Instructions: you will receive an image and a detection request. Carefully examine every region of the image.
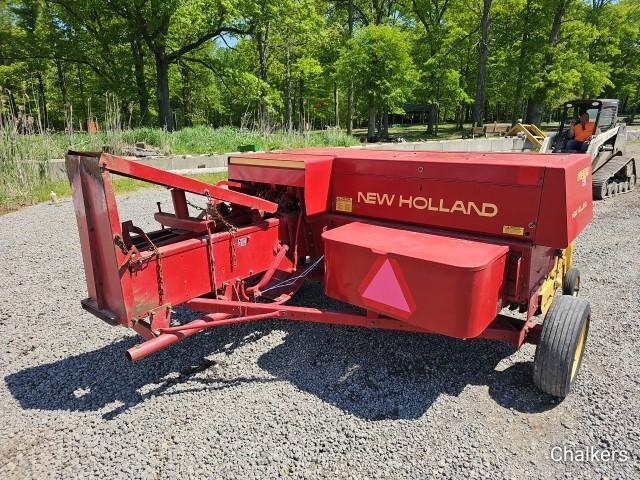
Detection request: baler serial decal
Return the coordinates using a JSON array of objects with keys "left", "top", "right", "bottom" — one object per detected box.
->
[
  {"left": 355, "top": 192, "right": 498, "bottom": 217},
  {"left": 335, "top": 196, "right": 353, "bottom": 212}
]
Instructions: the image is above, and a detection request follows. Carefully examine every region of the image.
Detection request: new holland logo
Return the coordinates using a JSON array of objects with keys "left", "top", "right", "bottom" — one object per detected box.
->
[{"left": 356, "top": 191, "right": 498, "bottom": 217}]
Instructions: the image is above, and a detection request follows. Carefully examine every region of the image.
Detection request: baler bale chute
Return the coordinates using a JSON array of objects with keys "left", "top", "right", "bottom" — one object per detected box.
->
[{"left": 65, "top": 147, "right": 594, "bottom": 398}]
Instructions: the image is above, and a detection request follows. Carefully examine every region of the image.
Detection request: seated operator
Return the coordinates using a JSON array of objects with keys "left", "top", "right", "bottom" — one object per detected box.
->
[{"left": 566, "top": 111, "right": 595, "bottom": 152}]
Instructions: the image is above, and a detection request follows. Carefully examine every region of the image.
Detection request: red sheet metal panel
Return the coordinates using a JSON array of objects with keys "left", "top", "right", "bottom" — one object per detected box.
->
[
  {"left": 331, "top": 172, "right": 544, "bottom": 240},
  {"left": 66, "top": 154, "right": 131, "bottom": 325},
  {"left": 322, "top": 222, "right": 508, "bottom": 338},
  {"left": 536, "top": 153, "right": 593, "bottom": 248},
  {"left": 228, "top": 153, "right": 334, "bottom": 215},
  {"left": 128, "top": 221, "right": 281, "bottom": 317}
]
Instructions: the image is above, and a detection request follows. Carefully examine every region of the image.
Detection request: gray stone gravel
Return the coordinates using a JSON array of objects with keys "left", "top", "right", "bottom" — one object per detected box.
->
[{"left": 1, "top": 157, "right": 639, "bottom": 479}]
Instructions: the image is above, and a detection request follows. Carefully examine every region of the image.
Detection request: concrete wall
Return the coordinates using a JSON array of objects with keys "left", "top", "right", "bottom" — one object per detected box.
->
[
  {"left": 47, "top": 137, "right": 532, "bottom": 180},
  {"left": 627, "top": 129, "right": 640, "bottom": 141},
  {"left": 362, "top": 136, "right": 526, "bottom": 152},
  {"left": 48, "top": 153, "right": 230, "bottom": 181}
]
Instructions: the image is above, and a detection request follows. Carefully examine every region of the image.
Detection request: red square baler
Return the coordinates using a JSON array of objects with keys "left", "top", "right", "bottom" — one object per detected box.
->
[{"left": 66, "top": 147, "right": 593, "bottom": 398}]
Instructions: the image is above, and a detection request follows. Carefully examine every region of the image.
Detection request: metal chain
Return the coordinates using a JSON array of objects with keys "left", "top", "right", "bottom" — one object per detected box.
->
[
  {"left": 151, "top": 240, "right": 164, "bottom": 305},
  {"left": 185, "top": 196, "right": 238, "bottom": 269},
  {"left": 136, "top": 232, "right": 164, "bottom": 305},
  {"left": 204, "top": 196, "right": 239, "bottom": 269},
  {"left": 186, "top": 198, "right": 207, "bottom": 213}
]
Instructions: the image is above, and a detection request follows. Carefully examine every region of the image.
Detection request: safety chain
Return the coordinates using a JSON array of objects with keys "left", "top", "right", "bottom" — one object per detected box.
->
[
  {"left": 151, "top": 240, "right": 165, "bottom": 305},
  {"left": 113, "top": 234, "right": 129, "bottom": 255},
  {"left": 190, "top": 196, "right": 239, "bottom": 270},
  {"left": 137, "top": 231, "right": 164, "bottom": 305}
]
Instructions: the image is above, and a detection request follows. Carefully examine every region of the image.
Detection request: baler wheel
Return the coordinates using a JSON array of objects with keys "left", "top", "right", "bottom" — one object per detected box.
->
[
  {"left": 533, "top": 296, "right": 590, "bottom": 398},
  {"left": 562, "top": 268, "right": 580, "bottom": 297}
]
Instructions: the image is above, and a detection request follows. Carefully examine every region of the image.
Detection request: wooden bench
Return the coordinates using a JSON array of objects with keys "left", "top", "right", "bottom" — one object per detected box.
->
[
  {"left": 485, "top": 122, "right": 511, "bottom": 136},
  {"left": 462, "top": 126, "right": 486, "bottom": 139}
]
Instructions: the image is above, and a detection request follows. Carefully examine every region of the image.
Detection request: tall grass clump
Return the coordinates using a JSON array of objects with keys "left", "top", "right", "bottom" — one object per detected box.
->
[
  {"left": 120, "top": 125, "right": 359, "bottom": 154},
  {"left": 0, "top": 90, "right": 54, "bottom": 208},
  {"left": 1, "top": 83, "right": 358, "bottom": 211}
]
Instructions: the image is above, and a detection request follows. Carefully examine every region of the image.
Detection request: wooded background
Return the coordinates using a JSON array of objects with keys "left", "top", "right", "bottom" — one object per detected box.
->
[{"left": 1, "top": 0, "right": 639, "bottom": 138}]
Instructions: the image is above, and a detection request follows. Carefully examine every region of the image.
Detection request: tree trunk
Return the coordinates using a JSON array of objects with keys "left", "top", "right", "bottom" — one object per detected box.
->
[
  {"left": 455, "top": 104, "right": 464, "bottom": 130},
  {"left": 298, "top": 77, "right": 305, "bottom": 134},
  {"left": 37, "top": 72, "right": 48, "bottom": 131},
  {"left": 525, "top": 0, "right": 569, "bottom": 125},
  {"left": 511, "top": 0, "right": 532, "bottom": 125},
  {"left": 55, "top": 58, "right": 72, "bottom": 133},
  {"left": 367, "top": 94, "right": 376, "bottom": 141},
  {"left": 381, "top": 108, "right": 389, "bottom": 139},
  {"left": 256, "top": 29, "right": 270, "bottom": 132},
  {"left": 472, "top": 0, "right": 492, "bottom": 127},
  {"left": 75, "top": 64, "right": 87, "bottom": 128},
  {"left": 426, "top": 104, "right": 437, "bottom": 134},
  {"left": 346, "top": 0, "right": 354, "bottom": 135},
  {"left": 334, "top": 81, "right": 339, "bottom": 128},
  {"left": 154, "top": 48, "right": 172, "bottom": 130},
  {"left": 181, "top": 63, "right": 192, "bottom": 128},
  {"left": 131, "top": 36, "right": 150, "bottom": 126},
  {"left": 285, "top": 44, "right": 293, "bottom": 133}
]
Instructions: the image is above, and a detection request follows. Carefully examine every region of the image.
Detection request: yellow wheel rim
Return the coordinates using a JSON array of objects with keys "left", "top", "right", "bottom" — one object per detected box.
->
[
  {"left": 572, "top": 278, "right": 580, "bottom": 297},
  {"left": 570, "top": 321, "right": 588, "bottom": 381}
]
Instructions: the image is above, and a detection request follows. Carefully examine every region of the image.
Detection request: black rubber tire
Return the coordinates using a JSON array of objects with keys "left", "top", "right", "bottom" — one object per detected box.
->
[
  {"left": 562, "top": 268, "right": 581, "bottom": 296},
  {"left": 533, "top": 296, "right": 590, "bottom": 398},
  {"left": 626, "top": 162, "right": 634, "bottom": 178},
  {"left": 594, "top": 180, "right": 608, "bottom": 200}
]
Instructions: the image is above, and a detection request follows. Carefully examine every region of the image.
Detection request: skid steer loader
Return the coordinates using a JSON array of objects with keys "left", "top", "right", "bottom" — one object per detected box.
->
[{"left": 540, "top": 99, "right": 636, "bottom": 199}]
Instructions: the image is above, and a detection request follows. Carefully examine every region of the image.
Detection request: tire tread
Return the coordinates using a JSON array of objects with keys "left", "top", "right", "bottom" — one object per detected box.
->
[{"left": 533, "top": 296, "right": 590, "bottom": 398}]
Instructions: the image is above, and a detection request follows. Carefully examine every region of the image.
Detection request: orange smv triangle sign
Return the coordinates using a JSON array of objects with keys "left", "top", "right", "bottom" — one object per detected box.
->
[{"left": 359, "top": 257, "right": 415, "bottom": 319}]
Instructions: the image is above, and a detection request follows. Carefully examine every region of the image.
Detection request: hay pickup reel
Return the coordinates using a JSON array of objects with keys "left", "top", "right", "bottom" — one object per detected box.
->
[{"left": 66, "top": 147, "right": 593, "bottom": 398}]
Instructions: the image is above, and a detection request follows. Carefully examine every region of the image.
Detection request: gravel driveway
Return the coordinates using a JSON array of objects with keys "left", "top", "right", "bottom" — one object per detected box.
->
[{"left": 1, "top": 150, "right": 639, "bottom": 479}]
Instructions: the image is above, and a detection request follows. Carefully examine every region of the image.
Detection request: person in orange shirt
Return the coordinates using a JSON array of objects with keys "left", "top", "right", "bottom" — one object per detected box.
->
[{"left": 566, "top": 111, "right": 595, "bottom": 152}]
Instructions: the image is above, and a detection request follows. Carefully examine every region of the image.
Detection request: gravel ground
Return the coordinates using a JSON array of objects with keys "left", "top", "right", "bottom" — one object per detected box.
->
[{"left": 1, "top": 151, "right": 639, "bottom": 479}]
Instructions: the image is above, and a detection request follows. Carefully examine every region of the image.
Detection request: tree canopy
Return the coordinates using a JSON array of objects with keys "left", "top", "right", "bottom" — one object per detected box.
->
[{"left": 1, "top": 0, "right": 639, "bottom": 134}]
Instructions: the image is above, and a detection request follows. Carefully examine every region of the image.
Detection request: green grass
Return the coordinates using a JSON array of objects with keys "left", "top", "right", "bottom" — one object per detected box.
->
[
  {"left": 353, "top": 123, "right": 465, "bottom": 142},
  {"left": 3, "top": 171, "right": 228, "bottom": 213},
  {"left": 6, "top": 125, "right": 360, "bottom": 160},
  {"left": 0, "top": 125, "right": 357, "bottom": 211},
  {"left": 123, "top": 125, "right": 359, "bottom": 154}
]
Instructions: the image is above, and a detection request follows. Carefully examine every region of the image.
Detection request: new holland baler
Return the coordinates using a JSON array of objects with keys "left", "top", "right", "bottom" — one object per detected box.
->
[{"left": 65, "top": 147, "right": 593, "bottom": 398}]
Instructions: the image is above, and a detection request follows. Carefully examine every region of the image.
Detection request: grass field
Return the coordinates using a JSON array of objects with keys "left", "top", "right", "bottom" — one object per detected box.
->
[
  {"left": 352, "top": 123, "right": 464, "bottom": 142},
  {"left": 6, "top": 122, "right": 632, "bottom": 212},
  {"left": 0, "top": 126, "right": 357, "bottom": 212},
  {"left": 1, "top": 171, "right": 228, "bottom": 214}
]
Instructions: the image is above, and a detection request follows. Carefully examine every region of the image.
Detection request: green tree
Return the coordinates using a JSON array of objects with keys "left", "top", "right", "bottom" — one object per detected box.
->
[{"left": 336, "top": 24, "right": 417, "bottom": 140}]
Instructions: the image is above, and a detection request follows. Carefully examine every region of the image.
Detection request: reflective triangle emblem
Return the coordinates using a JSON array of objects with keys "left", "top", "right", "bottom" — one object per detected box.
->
[{"left": 361, "top": 259, "right": 411, "bottom": 313}]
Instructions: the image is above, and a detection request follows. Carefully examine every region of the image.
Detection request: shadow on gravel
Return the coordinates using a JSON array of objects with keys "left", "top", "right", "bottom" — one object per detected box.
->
[
  {"left": 5, "top": 318, "right": 278, "bottom": 420},
  {"left": 257, "top": 282, "right": 559, "bottom": 420},
  {"left": 257, "top": 325, "right": 558, "bottom": 420},
  {"left": 6, "top": 284, "right": 558, "bottom": 421}
]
